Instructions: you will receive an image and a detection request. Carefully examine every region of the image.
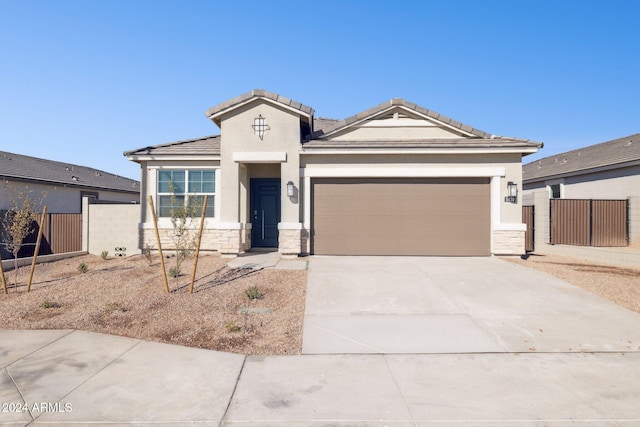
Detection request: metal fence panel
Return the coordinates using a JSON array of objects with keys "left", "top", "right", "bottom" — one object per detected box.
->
[
  {"left": 522, "top": 205, "right": 535, "bottom": 252},
  {"left": 550, "top": 199, "right": 628, "bottom": 247},
  {"left": 49, "top": 214, "right": 82, "bottom": 253},
  {"left": 550, "top": 199, "right": 590, "bottom": 245},
  {"left": 591, "top": 200, "right": 628, "bottom": 246}
]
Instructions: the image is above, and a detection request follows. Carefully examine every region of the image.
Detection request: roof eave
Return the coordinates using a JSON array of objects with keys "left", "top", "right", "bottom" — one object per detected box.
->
[
  {"left": 125, "top": 154, "right": 221, "bottom": 163},
  {"left": 301, "top": 145, "right": 541, "bottom": 155}
]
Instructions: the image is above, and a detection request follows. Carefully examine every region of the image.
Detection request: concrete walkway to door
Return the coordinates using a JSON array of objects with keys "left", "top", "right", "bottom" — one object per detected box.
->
[{"left": 302, "top": 256, "right": 640, "bottom": 354}]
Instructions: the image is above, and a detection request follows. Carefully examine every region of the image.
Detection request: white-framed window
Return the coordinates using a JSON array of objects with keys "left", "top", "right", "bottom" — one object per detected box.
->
[{"left": 157, "top": 169, "right": 215, "bottom": 217}]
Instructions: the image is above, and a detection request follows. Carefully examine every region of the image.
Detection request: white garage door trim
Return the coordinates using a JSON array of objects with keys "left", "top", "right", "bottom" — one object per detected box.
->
[{"left": 301, "top": 166, "right": 505, "bottom": 233}]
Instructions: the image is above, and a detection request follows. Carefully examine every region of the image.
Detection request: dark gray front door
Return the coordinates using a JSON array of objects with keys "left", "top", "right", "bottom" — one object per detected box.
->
[{"left": 250, "top": 179, "right": 281, "bottom": 247}]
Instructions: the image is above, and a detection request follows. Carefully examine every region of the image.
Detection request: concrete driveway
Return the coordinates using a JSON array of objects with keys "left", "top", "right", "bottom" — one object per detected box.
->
[{"left": 303, "top": 256, "right": 640, "bottom": 354}]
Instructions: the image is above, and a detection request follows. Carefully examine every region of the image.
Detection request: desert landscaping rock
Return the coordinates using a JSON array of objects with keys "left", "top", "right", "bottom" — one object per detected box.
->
[{"left": 0, "top": 253, "right": 306, "bottom": 355}]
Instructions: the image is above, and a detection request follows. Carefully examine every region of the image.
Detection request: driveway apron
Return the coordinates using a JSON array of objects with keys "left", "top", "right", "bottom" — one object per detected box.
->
[{"left": 302, "top": 256, "right": 640, "bottom": 354}]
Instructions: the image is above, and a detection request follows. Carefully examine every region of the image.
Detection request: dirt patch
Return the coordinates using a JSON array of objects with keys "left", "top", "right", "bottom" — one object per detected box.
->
[
  {"left": 505, "top": 253, "right": 640, "bottom": 313},
  {"left": 0, "top": 253, "right": 307, "bottom": 355}
]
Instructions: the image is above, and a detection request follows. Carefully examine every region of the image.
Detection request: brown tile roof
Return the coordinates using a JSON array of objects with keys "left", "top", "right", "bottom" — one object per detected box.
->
[
  {"left": 523, "top": 133, "right": 640, "bottom": 182},
  {"left": 313, "top": 117, "right": 340, "bottom": 134},
  {"left": 124, "top": 135, "right": 220, "bottom": 157},
  {"left": 0, "top": 150, "right": 139, "bottom": 193},
  {"left": 126, "top": 93, "right": 542, "bottom": 157}
]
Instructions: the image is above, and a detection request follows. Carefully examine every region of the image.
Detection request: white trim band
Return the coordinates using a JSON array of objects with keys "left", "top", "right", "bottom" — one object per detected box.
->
[
  {"left": 302, "top": 166, "right": 506, "bottom": 178},
  {"left": 233, "top": 152, "right": 287, "bottom": 163}
]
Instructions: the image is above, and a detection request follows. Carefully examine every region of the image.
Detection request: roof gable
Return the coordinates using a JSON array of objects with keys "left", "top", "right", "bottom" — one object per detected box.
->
[
  {"left": 205, "top": 89, "right": 314, "bottom": 128},
  {"left": 315, "top": 98, "right": 491, "bottom": 140},
  {"left": 523, "top": 133, "right": 640, "bottom": 182}
]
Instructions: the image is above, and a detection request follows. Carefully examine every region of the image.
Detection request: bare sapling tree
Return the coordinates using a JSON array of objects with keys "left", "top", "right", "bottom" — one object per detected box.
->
[
  {"left": 1, "top": 182, "right": 47, "bottom": 290},
  {"left": 167, "top": 180, "right": 201, "bottom": 288}
]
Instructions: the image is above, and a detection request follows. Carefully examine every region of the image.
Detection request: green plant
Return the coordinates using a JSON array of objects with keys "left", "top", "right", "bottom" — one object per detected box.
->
[
  {"left": 101, "top": 250, "right": 109, "bottom": 260},
  {"left": 226, "top": 322, "right": 241, "bottom": 333},
  {"left": 169, "top": 266, "right": 180, "bottom": 278},
  {"left": 166, "top": 180, "right": 201, "bottom": 287},
  {"left": 77, "top": 262, "right": 88, "bottom": 273},
  {"left": 41, "top": 300, "right": 60, "bottom": 309},
  {"left": 245, "top": 285, "right": 264, "bottom": 300}
]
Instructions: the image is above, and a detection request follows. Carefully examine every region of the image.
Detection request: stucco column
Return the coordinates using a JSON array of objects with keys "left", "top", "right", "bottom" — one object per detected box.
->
[
  {"left": 533, "top": 189, "right": 550, "bottom": 250},
  {"left": 278, "top": 156, "right": 303, "bottom": 258}
]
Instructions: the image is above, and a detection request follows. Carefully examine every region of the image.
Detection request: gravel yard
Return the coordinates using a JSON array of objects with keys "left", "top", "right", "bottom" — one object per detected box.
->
[
  {"left": 0, "top": 253, "right": 306, "bottom": 355},
  {"left": 505, "top": 253, "right": 640, "bottom": 314}
]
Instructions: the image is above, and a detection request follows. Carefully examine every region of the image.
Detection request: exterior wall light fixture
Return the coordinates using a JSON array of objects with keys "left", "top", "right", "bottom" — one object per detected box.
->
[
  {"left": 287, "top": 181, "right": 295, "bottom": 197},
  {"left": 505, "top": 181, "right": 518, "bottom": 203}
]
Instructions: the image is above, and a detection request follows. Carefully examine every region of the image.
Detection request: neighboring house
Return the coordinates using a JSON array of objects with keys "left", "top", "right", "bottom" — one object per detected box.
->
[
  {"left": 124, "top": 89, "right": 542, "bottom": 257},
  {"left": 522, "top": 133, "right": 640, "bottom": 199},
  {"left": 0, "top": 150, "right": 140, "bottom": 213}
]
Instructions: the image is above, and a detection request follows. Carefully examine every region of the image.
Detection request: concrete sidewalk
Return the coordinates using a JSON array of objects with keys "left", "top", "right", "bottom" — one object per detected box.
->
[{"left": 3, "top": 330, "right": 640, "bottom": 425}]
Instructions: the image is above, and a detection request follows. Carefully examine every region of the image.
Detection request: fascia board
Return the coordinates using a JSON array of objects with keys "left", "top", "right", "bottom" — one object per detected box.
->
[{"left": 300, "top": 147, "right": 539, "bottom": 155}]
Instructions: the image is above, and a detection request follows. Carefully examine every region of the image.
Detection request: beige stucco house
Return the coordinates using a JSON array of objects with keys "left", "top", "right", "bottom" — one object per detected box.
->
[
  {"left": 523, "top": 133, "right": 640, "bottom": 200},
  {"left": 125, "top": 90, "right": 542, "bottom": 257}
]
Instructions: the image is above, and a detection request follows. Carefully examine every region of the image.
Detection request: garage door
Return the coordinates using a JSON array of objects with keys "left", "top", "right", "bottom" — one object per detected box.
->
[{"left": 311, "top": 178, "right": 490, "bottom": 256}]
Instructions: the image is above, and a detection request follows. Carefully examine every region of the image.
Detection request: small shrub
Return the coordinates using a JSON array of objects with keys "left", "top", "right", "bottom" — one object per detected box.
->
[
  {"left": 226, "top": 322, "right": 242, "bottom": 333},
  {"left": 41, "top": 300, "right": 60, "bottom": 309},
  {"left": 245, "top": 285, "right": 264, "bottom": 300},
  {"left": 101, "top": 250, "right": 109, "bottom": 260},
  {"left": 169, "top": 266, "right": 180, "bottom": 278},
  {"left": 77, "top": 262, "right": 88, "bottom": 273},
  {"left": 142, "top": 245, "right": 154, "bottom": 265}
]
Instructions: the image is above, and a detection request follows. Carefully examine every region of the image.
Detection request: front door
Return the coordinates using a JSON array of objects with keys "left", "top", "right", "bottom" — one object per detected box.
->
[{"left": 250, "top": 179, "right": 281, "bottom": 247}]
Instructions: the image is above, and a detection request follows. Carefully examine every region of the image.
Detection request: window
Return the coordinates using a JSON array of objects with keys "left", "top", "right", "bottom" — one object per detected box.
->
[
  {"left": 157, "top": 170, "right": 215, "bottom": 217},
  {"left": 550, "top": 184, "right": 561, "bottom": 199}
]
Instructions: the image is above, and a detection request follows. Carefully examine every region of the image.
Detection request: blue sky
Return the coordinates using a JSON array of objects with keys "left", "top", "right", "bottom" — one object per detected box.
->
[{"left": 1, "top": 0, "right": 639, "bottom": 180}]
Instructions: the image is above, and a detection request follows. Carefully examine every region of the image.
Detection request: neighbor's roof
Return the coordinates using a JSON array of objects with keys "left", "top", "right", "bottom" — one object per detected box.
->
[
  {"left": 124, "top": 135, "right": 220, "bottom": 157},
  {"left": 523, "top": 133, "right": 640, "bottom": 182},
  {"left": 0, "top": 150, "right": 139, "bottom": 193}
]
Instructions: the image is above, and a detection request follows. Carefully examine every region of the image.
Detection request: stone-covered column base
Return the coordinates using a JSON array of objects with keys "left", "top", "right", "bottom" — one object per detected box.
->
[
  {"left": 492, "top": 226, "right": 526, "bottom": 255},
  {"left": 214, "top": 223, "right": 251, "bottom": 258},
  {"left": 278, "top": 223, "right": 304, "bottom": 258}
]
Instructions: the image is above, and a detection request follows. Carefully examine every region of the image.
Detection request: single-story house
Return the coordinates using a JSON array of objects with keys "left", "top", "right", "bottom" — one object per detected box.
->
[
  {"left": 124, "top": 89, "right": 542, "bottom": 257},
  {"left": 0, "top": 150, "right": 140, "bottom": 213},
  {"left": 522, "top": 133, "right": 640, "bottom": 199}
]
